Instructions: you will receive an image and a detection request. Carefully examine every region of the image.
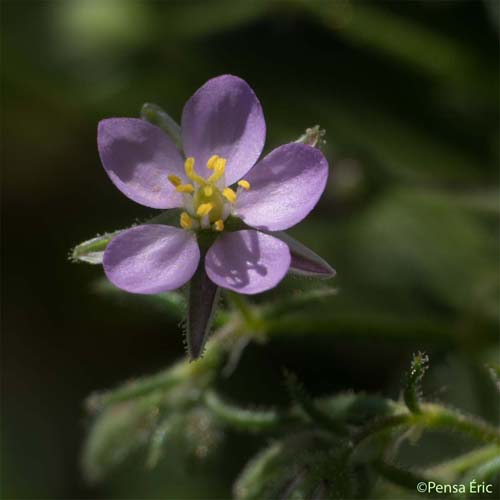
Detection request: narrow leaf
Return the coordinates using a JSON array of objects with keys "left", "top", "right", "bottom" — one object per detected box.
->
[{"left": 403, "top": 351, "right": 429, "bottom": 414}]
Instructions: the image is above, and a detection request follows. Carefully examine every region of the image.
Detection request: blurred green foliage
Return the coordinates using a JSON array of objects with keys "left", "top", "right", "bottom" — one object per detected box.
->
[{"left": 1, "top": 0, "right": 498, "bottom": 499}]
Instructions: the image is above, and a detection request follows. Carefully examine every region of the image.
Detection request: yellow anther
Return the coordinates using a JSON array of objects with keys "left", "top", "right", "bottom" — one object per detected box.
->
[
  {"left": 237, "top": 179, "right": 251, "bottom": 190},
  {"left": 176, "top": 184, "right": 194, "bottom": 194},
  {"left": 213, "top": 219, "right": 224, "bottom": 232},
  {"left": 207, "top": 155, "right": 219, "bottom": 169},
  {"left": 208, "top": 157, "right": 226, "bottom": 183},
  {"left": 223, "top": 187, "right": 237, "bottom": 203},
  {"left": 180, "top": 212, "right": 193, "bottom": 230},
  {"left": 168, "top": 174, "right": 182, "bottom": 187},
  {"left": 203, "top": 185, "right": 213, "bottom": 197},
  {"left": 184, "top": 157, "right": 206, "bottom": 185},
  {"left": 196, "top": 202, "right": 214, "bottom": 217}
]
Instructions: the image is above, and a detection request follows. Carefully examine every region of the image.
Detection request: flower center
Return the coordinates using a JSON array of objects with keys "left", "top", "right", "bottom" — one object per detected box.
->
[{"left": 167, "top": 155, "right": 250, "bottom": 232}]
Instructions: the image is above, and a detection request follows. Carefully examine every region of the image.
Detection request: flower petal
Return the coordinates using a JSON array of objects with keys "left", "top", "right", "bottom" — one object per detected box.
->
[
  {"left": 98, "top": 118, "right": 185, "bottom": 209},
  {"left": 235, "top": 143, "right": 328, "bottom": 231},
  {"left": 103, "top": 224, "right": 200, "bottom": 294},
  {"left": 181, "top": 75, "right": 266, "bottom": 185},
  {"left": 205, "top": 230, "right": 290, "bottom": 294}
]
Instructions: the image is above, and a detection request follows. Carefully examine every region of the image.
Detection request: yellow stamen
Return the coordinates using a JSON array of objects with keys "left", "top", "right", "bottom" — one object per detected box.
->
[
  {"left": 180, "top": 212, "right": 193, "bottom": 230},
  {"left": 237, "top": 179, "right": 251, "bottom": 190},
  {"left": 223, "top": 187, "right": 237, "bottom": 203},
  {"left": 203, "top": 185, "right": 213, "bottom": 196},
  {"left": 213, "top": 219, "right": 224, "bottom": 232},
  {"left": 176, "top": 184, "right": 194, "bottom": 194},
  {"left": 208, "top": 157, "right": 226, "bottom": 183},
  {"left": 207, "top": 155, "right": 219, "bottom": 169},
  {"left": 184, "top": 157, "right": 206, "bottom": 185},
  {"left": 168, "top": 174, "right": 182, "bottom": 187},
  {"left": 196, "top": 202, "right": 214, "bottom": 217}
]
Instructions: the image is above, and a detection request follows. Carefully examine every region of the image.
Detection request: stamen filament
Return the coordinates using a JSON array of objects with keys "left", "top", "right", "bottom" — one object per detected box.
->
[
  {"left": 184, "top": 157, "right": 206, "bottom": 185},
  {"left": 208, "top": 157, "right": 226, "bottom": 183}
]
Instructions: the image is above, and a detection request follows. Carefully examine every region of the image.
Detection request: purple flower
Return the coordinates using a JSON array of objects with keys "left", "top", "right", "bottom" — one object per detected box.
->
[{"left": 98, "top": 75, "right": 331, "bottom": 296}]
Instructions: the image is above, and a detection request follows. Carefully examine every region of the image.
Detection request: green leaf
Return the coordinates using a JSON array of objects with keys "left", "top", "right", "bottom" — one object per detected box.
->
[
  {"left": 81, "top": 393, "right": 163, "bottom": 482},
  {"left": 234, "top": 433, "right": 351, "bottom": 500},
  {"left": 146, "top": 413, "right": 183, "bottom": 469},
  {"left": 316, "top": 392, "right": 398, "bottom": 426},
  {"left": 204, "top": 389, "right": 297, "bottom": 433}
]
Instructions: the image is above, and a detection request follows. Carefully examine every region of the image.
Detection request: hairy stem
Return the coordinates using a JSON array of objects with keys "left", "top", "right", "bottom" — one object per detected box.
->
[{"left": 204, "top": 389, "right": 299, "bottom": 432}]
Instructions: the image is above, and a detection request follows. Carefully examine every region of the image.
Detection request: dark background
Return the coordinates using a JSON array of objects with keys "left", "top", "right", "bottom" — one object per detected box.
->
[{"left": 2, "top": 1, "right": 499, "bottom": 498}]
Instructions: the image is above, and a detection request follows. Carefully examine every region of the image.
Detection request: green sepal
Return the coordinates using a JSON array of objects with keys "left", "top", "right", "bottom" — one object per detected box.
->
[
  {"left": 140, "top": 102, "right": 182, "bottom": 150},
  {"left": 70, "top": 231, "right": 121, "bottom": 264},
  {"left": 264, "top": 231, "right": 335, "bottom": 279},
  {"left": 185, "top": 252, "right": 220, "bottom": 361},
  {"left": 70, "top": 209, "right": 182, "bottom": 265},
  {"left": 294, "top": 125, "right": 326, "bottom": 148}
]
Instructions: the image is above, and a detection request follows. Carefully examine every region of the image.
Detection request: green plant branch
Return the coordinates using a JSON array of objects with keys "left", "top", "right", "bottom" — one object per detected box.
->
[{"left": 350, "top": 403, "right": 500, "bottom": 459}]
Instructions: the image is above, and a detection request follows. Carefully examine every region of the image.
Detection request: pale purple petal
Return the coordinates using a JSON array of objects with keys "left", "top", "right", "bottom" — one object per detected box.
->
[
  {"left": 98, "top": 118, "right": 185, "bottom": 209},
  {"left": 181, "top": 75, "right": 266, "bottom": 185},
  {"left": 235, "top": 143, "right": 328, "bottom": 231},
  {"left": 103, "top": 225, "right": 200, "bottom": 294},
  {"left": 205, "top": 230, "right": 290, "bottom": 294}
]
